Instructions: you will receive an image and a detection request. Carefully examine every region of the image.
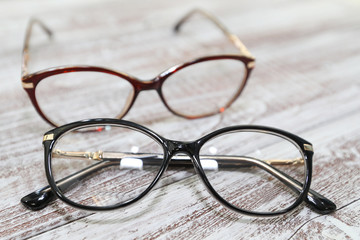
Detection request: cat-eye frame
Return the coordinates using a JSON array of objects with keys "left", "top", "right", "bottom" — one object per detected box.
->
[{"left": 21, "top": 9, "right": 255, "bottom": 127}]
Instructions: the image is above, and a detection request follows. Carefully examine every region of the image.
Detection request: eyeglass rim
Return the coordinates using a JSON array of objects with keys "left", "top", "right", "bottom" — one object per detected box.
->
[
  {"left": 22, "top": 54, "right": 254, "bottom": 127},
  {"left": 21, "top": 9, "right": 256, "bottom": 127},
  {"left": 195, "top": 128, "right": 311, "bottom": 216},
  {"left": 43, "top": 118, "right": 312, "bottom": 216}
]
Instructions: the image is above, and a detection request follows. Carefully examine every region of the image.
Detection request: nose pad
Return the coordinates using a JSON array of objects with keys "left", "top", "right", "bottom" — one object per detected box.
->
[
  {"left": 168, "top": 153, "right": 196, "bottom": 168},
  {"left": 165, "top": 153, "right": 198, "bottom": 185},
  {"left": 167, "top": 152, "right": 214, "bottom": 199},
  {"left": 115, "top": 90, "right": 136, "bottom": 119},
  {"left": 167, "top": 141, "right": 201, "bottom": 171},
  {"left": 123, "top": 90, "right": 172, "bottom": 121}
]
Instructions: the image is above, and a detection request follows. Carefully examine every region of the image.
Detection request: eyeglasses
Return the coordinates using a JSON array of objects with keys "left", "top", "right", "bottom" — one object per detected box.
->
[
  {"left": 21, "top": 118, "right": 336, "bottom": 216},
  {"left": 21, "top": 9, "right": 255, "bottom": 127}
]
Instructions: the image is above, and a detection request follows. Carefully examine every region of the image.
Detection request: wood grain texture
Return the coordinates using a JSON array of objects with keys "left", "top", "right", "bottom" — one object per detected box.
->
[{"left": 1, "top": 0, "right": 360, "bottom": 239}]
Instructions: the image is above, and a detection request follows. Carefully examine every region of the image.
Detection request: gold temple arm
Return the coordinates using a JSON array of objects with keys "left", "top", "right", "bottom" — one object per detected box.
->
[
  {"left": 21, "top": 148, "right": 335, "bottom": 213},
  {"left": 51, "top": 149, "right": 336, "bottom": 214},
  {"left": 22, "top": 19, "right": 53, "bottom": 78},
  {"left": 21, "top": 9, "right": 253, "bottom": 79},
  {"left": 174, "top": 9, "right": 254, "bottom": 59},
  {"left": 52, "top": 149, "right": 304, "bottom": 167}
]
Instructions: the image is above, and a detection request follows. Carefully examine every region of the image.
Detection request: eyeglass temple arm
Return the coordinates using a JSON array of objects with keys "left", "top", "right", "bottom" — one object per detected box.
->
[
  {"left": 20, "top": 160, "right": 111, "bottom": 211},
  {"left": 21, "top": 151, "right": 336, "bottom": 213},
  {"left": 22, "top": 19, "right": 53, "bottom": 78},
  {"left": 174, "top": 9, "right": 254, "bottom": 59}
]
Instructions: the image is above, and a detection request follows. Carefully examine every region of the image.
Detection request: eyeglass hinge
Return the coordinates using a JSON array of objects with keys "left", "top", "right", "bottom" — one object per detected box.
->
[
  {"left": 303, "top": 144, "right": 313, "bottom": 152},
  {"left": 247, "top": 61, "right": 255, "bottom": 69},
  {"left": 43, "top": 134, "right": 54, "bottom": 142},
  {"left": 22, "top": 82, "right": 34, "bottom": 89}
]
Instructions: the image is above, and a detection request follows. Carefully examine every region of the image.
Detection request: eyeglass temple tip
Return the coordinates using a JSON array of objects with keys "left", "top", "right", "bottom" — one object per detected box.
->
[
  {"left": 306, "top": 190, "right": 337, "bottom": 214},
  {"left": 172, "top": 9, "right": 254, "bottom": 59},
  {"left": 20, "top": 187, "right": 54, "bottom": 211},
  {"left": 173, "top": 13, "right": 191, "bottom": 33},
  {"left": 30, "top": 18, "right": 53, "bottom": 38},
  {"left": 173, "top": 9, "right": 222, "bottom": 33}
]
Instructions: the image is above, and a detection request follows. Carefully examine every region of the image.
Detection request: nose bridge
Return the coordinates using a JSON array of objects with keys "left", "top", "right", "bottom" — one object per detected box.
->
[
  {"left": 168, "top": 140, "right": 197, "bottom": 157},
  {"left": 134, "top": 77, "right": 161, "bottom": 91}
]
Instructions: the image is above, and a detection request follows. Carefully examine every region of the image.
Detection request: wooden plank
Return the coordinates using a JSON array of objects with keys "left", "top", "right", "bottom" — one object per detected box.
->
[{"left": 0, "top": 0, "right": 360, "bottom": 239}]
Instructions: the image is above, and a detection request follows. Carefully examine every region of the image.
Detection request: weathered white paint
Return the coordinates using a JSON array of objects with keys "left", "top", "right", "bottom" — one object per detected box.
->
[{"left": 0, "top": 0, "right": 360, "bottom": 239}]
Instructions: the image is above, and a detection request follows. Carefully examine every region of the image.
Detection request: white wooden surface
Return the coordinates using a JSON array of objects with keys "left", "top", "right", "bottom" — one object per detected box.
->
[{"left": 1, "top": 0, "right": 360, "bottom": 239}]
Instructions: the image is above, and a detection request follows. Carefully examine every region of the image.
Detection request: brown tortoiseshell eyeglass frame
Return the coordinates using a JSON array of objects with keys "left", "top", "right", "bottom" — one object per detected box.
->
[{"left": 21, "top": 9, "right": 256, "bottom": 127}]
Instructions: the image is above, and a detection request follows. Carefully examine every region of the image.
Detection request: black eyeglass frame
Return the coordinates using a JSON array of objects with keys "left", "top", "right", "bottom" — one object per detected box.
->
[{"left": 26, "top": 118, "right": 336, "bottom": 216}]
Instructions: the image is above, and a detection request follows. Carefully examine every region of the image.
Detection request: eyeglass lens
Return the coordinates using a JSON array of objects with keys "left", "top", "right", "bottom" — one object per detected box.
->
[
  {"left": 36, "top": 71, "right": 134, "bottom": 126},
  {"left": 50, "top": 125, "right": 164, "bottom": 207},
  {"left": 161, "top": 58, "right": 246, "bottom": 117},
  {"left": 200, "top": 130, "right": 305, "bottom": 213}
]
